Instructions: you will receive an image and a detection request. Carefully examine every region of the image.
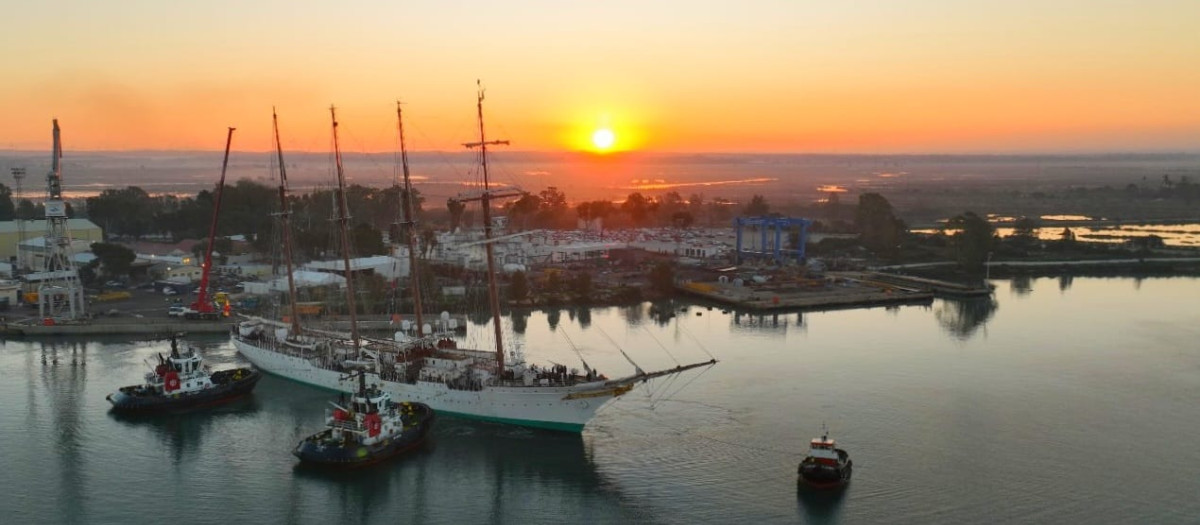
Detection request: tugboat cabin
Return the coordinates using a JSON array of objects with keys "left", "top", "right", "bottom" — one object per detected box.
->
[{"left": 809, "top": 437, "right": 840, "bottom": 465}]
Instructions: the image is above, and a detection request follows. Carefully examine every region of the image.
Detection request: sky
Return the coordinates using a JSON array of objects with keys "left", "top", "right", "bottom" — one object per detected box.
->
[{"left": 3, "top": 0, "right": 1199, "bottom": 154}]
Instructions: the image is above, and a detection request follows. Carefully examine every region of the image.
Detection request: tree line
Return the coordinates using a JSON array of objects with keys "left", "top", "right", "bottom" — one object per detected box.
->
[{"left": 1, "top": 177, "right": 1042, "bottom": 275}]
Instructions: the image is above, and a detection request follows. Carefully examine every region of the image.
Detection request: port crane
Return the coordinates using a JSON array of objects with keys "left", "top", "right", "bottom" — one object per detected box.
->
[{"left": 184, "top": 128, "right": 235, "bottom": 320}]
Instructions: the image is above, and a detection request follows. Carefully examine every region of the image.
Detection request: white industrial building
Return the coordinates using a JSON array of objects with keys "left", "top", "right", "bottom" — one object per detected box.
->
[
  {"left": 241, "top": 270, "right": 346, "bottom": 295},
  {"left": 428, "top": 227, "right": 730, "bottom": 271},
  {"left": 301, "top": 254, "right": 409, "bottom": 281}
]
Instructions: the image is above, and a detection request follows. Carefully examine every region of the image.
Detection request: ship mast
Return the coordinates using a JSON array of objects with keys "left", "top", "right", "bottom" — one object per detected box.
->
[
  {"left": 396, "top": 102, "right": 424, "bottom": 337},
  {"left": 272, "top": 109, "right": 302, "bottom": 336},
  {"left": 330, "top": 106, "right": 361, "bottom": 349},
  {"left": 463, "top": 81, "right": 509, "bottom": 374}
]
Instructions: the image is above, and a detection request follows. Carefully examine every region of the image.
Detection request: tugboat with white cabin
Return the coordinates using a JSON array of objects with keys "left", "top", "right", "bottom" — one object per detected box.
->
[
  {"left": 292, "top": 367, "right": 434, "bottom": 468},
  {"left": 797, "top": 425, "right": 853, "bottom": 489},
  {"left": 106, "top": 335, "right": 261, "bottom": 413}
]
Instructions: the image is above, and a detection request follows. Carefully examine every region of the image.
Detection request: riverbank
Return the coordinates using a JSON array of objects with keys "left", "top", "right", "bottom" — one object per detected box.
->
[{"left": 876, "top": 256, "right": 1200, "bottom": 281}]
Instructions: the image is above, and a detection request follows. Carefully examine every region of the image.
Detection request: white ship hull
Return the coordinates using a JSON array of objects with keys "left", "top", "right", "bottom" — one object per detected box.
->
[{"left": 234, "top": 338, "right": 609, "bottom": 432}]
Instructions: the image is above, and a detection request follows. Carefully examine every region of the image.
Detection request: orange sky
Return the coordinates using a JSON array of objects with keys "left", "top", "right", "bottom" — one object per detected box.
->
[{"left": 3, "top": 1, "right": 1199, "bottom": 154}]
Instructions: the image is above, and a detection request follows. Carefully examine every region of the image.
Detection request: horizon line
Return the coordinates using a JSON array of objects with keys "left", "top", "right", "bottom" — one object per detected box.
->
[{"left": 3, "top": 148, "right": 1199, "bottom": 157}]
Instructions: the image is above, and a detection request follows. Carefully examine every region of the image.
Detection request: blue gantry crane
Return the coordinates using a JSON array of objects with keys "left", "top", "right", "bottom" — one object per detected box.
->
[{"left": 734, "top": 216, "right": 812, "bottom": 265}]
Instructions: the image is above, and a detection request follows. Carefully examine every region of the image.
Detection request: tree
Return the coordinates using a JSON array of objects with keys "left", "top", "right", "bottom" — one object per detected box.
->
[
  {"left": 192, "top": 237, "right": 233, "bottom": 264},
  {"left": 621, "top": 193, "right": 650, "bottom": 226},
  {"left": 1009, "top": 216, "right": 1039, "bottom": 249},
  {"left": 671, "top": 211, "right": 695, "bottom": 229},
  {"left": 855, "top": 193, "right": 904, "bottom": 260},
  {"left": 709, "top": 197, "right": 734, "bottom": 227},
  {"left": 0, "top": 184, "right": 15, "bottom": 221},
  {"left": 419, "top": 228, "right": 438, "bottom": 259},
  {"left": 649, "top": 261, "right": 675, "bottom": 295},
  {"left": 946, "top": 211, "right": 994, "bottom": 271},
  {"left": 508, "top": 271, "right": 528, "bottom": 302},
  {"left": 350, "top": 223, "right": 386, "bottom": 256},
  {"left": 544, "top": 270, "right": 563, "bottom": 295},
  {"left": 85, "top": 186, "right": 157, "bottom": 239},
  {"left": 534, "top": 186, "right": 571, "bottom": 229},
  {"left": 507, "top": 192, "right": 542, "bottom": 230},
  {"left": 219, "top": 179, "right": 276, "bottom": 241},
  {"left": 446, "top": 198, "right": 466, "bottom": 232},
  {"left": 744, "top": 194, "right": 770, "bottom": 216},
  {"left": 16, "top": 199, "right": 37, "bottom": 220},
  {"left": 1012, "top": 216, "right": 1038, "bottom": 239},
  {"left": 90, "top": 242, "right": 136, "bottom": 279},
  {"left": 655, "top": 191, "right": 686, "bottom": 225},
  {"left": 571, "top": 272, "right": 592, "bottom": 301}
]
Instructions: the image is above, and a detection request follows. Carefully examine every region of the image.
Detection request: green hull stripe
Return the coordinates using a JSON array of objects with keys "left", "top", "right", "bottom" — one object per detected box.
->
[
  {"left": 435, "top": 410, "right": 584, "bottom": 433},
  {"left": 258, "top": 369, "right": 585, "bottom": 433}
]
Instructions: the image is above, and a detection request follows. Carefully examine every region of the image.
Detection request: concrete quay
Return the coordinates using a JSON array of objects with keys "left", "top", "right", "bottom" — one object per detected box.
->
[
  {"left": 1, "top": 318, "right": 234, "bottom": 337},
  {"left": 677, "top": 275, "right": 934, "bottom": 312}
]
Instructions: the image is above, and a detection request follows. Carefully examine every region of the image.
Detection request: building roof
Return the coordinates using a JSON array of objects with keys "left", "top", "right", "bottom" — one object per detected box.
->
[
  {"left": 122, "top": 240, "right": 201, "bottom": 256},
  {"left": 293, "top": 270, "right": 345, "bottom": 286}
]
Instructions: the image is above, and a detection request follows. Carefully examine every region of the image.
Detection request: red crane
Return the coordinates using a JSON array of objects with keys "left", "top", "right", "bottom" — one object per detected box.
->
[{"left": 188, "top": 127, "right": 235, "bottom": 320}]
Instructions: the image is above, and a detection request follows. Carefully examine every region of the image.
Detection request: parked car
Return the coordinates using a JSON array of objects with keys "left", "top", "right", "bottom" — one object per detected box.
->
[{"left": 167, "top": 305, "right": 185, "bottom": 317}]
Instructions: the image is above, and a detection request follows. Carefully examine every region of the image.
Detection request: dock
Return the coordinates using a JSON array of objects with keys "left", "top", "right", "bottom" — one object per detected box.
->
[
  {"left": 856, "top": 272, "right": 993, "bottom": 297},
  {"left": 1, "top": 318, "right": 234, "bottom": 337},
  {"left": 677, "top": 274, "right": 934, "bottom": 311}
]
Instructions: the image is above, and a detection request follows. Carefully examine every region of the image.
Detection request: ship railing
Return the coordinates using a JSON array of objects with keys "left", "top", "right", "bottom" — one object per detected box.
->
[{"left": 329, "top": 419, "right": 361, "bottom": 433}]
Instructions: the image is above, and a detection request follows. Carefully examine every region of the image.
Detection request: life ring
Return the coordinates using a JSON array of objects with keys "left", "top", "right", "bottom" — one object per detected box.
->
[{"left": 164, "top": 371, "right": 181, "bottom": 392}]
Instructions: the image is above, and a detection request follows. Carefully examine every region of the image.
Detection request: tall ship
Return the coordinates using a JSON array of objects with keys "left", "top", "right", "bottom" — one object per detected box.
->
[{"left": 234, "top": 90, "right": 715, "bottom": 432}]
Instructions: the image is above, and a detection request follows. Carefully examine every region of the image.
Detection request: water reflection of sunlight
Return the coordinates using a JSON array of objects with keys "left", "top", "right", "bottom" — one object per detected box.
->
[{"left": 914, "top": 222, "right": 1200, "bottom": 247}]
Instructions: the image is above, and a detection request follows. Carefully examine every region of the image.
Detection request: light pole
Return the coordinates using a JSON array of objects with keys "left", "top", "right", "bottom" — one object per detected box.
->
[{"left": 985, "top": 251, "right": 993, "bottom": 283}]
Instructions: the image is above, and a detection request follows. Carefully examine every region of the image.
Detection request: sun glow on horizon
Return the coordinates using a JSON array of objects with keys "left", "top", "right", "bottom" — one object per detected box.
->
[{"left": 591, "top": 128, "right": 616, "bottom": 151}]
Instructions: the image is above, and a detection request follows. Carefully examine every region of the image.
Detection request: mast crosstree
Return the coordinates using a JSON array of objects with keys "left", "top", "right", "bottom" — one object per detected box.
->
[{"left": 462, "top": 82, "right": 511, "bottom": 375}]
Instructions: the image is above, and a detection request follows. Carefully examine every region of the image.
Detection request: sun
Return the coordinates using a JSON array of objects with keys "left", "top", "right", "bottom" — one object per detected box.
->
[{"left": 591, "top": 128, "right": 616, "bottom": 151}]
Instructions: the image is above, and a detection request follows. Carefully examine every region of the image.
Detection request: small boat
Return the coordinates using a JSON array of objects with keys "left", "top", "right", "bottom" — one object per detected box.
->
[
  {"left": 797, "top": 426, "right": 852, "bottom": 489},
  {"left": 293, "top": 368, "right": 434, "bottom": 468},
  {"left": 107, "top": 335, "right": 261, "bottom": 413}
]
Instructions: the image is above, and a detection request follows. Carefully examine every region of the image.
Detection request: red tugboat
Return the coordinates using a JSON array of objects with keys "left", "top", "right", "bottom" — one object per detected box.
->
[
  {"left": 107, "top": 335, "right": 261, "bottom": 413},
  {"left": 797, "top": 425, "right": 852, "bottom": 489}
]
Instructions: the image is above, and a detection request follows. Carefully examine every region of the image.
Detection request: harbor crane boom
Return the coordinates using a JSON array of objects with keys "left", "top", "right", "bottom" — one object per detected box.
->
[{"left": 188, "top": 127, "right": 235, "bottom": 320}]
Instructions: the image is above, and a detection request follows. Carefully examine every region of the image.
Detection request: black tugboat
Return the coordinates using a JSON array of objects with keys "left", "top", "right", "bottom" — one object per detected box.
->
[
  {"left": 106, "top": 335, "right": 261, "bottom": 413},
  {"left": 293, "top": 367, "right": 434, "bottom": 468},
  {"left": 798, "top": 425, "right": 853, "bottom": 489}
]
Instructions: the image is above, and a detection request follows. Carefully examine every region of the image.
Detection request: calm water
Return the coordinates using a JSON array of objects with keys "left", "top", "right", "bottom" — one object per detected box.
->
[{"left": 3, "top": 276, "right": 1199, "bottom": 524}]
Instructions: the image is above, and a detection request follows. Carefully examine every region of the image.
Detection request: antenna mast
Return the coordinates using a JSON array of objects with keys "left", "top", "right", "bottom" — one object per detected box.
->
[{"left": 462, "top": 81, "right": 510, "bottom": 374}]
